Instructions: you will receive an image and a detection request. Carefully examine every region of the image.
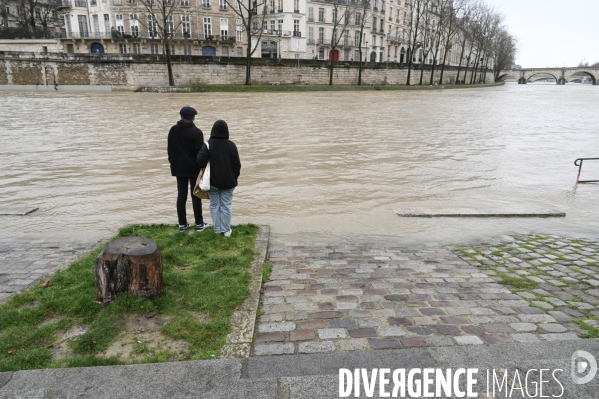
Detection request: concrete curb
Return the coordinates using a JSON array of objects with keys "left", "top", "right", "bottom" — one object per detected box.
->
[{"left": 220, "top": 225, "right": 270, "bottom": 358}]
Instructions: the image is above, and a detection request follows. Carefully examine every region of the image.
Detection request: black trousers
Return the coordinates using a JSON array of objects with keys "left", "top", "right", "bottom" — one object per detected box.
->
[{"left": 176, "top": 176, "right": 203, "bottom": 226}]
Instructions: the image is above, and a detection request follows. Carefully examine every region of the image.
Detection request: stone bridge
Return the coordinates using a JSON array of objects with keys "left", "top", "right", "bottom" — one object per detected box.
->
[{"left": 496, "top": 67, "right": 598, "bottom": 85}]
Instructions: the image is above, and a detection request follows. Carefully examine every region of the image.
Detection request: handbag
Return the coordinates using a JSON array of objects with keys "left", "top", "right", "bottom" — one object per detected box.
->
[
  {"left": 199, "top": 142, "right": 211, "bottom": 191},
  {"left": 193, "top": 168, "right": 209, "bottom": 200}
]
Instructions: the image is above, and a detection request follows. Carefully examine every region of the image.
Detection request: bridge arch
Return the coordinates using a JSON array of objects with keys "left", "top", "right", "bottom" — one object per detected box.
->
[
  {"left": 496, "top": 73, "right": 518, "bottom": 82},
  {"left": 526, "top": 72, "right": 559, "bottom": 83},
  {"left": 565, "top": 70, "right": 597, "bottom": 85}
]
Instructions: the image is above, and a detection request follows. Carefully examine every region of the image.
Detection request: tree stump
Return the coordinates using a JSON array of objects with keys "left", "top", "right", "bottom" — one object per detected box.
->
[{"left": 95, "top": 236, "right": 163, "bottom": 304}]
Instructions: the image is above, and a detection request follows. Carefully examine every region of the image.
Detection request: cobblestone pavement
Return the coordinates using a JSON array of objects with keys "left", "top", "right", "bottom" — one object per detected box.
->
[
  {"left": 253, "top": 234, "right": 599, "bottom": 356},
  {"left": 0, "top": 238, "right": 96, "bottom": 304}
]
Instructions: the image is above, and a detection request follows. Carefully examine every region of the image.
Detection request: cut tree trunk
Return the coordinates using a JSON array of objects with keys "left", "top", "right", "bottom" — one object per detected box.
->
[{"left": 95, "top": 236, "right": 163, "bottom": 304}]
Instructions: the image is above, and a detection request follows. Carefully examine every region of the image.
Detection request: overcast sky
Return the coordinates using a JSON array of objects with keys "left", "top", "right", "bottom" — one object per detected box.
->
[{"left": 491, "top": 0, "right": 599, "bottom": 68}]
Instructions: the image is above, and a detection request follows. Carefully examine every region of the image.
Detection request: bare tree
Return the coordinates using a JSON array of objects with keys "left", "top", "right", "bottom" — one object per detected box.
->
[
  {"left": 405, "top": 0, "right": 429, "bottom": 85},
  {"left": 417, "top": 2, "right": 434, "bottom": 85},
  {"left": 427, "top": 1, "right": 444, "bottom": 85},
  {"left": 356, "top": 0, "right": 370, "bottom": 85},
  {"left": 327, "top": 0, "right": 355, "bottom": 85},
  {"left": 14, "top": 0, "right": 40, "bottom": 30},
  {"left": 1, "top": 0, "right": 9, "bottom": 28},
  {"left": 36, "top": 0, "right": 57, "bottom": 29},
  {"left": 226, "top": 0, "right": 268, "bottom": 85},
  {"left": 134, "top": 0, "right": 198, "bottom": 86},
  {"left": 437, "top": 0, "right": 471, "bottom": 84},
  {"left": 490, "top": 27, "right": 516, "bottom": 81}
]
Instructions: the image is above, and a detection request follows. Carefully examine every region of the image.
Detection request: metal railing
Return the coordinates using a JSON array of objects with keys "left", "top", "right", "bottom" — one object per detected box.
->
[
  {"left": 575, "top": 158, "right": 599, "bottom": 184},
  {"left": 55, "top": 0, "right": 71, "bottom": 7},
  {"left": 73, "top": 0, "right": 86, "bottom": 6}
]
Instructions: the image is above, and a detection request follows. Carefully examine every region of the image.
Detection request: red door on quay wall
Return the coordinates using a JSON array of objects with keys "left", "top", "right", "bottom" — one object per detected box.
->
[{"left": 329, "top": 50, "right": 339, "bottom": 61}]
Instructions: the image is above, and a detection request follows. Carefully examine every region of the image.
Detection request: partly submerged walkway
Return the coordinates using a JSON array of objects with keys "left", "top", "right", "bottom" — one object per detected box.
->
[{"left": 254, "top": 234, "right": 599, "bottom": 355}]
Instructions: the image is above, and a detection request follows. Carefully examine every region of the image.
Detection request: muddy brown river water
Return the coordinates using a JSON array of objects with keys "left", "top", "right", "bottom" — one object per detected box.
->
[{"left": 0, "top": 83, "right": 598, "bottom": 244}]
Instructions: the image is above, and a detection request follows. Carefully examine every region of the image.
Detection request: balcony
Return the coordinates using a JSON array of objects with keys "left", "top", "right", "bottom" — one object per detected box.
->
[
  {"left": 55, "top": 0, "right": 71, "bottom": 8},
  {"left": 219, "top": 5, "right": 227, "bottom": 10},
  {"left": 307, "top": 38, "right": 314, "bottom": 44},
  {"left": 202, "top": 3, "right": 211, "bottom": 8},
  {"left": 262, "top": 29, "right": 292, "bottom": 36},
  {"left": 277, "top": 8, "right": 282, "bottom": 12},
  {"left": 73, "top": 0, "right": 86, "bottom": 6},
  {"left": 386, "top": 34, "right": 401, "bottom": 43},
  {"left": 341, "top": 39, "right": 353, "bottom": 47},
  {"left": 294, "top": 9, "right": 299, "bottom": 13},
  {"left": 293, "top": 31, "right": 301, "bottom": 37},
  {"left": 308, "top": 17, "right": 314, "bottom": 22}
]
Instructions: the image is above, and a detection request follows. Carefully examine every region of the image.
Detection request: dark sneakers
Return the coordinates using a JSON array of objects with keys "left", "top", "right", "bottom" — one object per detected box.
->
[
  {"left": 196, "top": 222, "right": 210, "bottom": 232},
  {"left": 178, "top": 223, "right": 191, "bottom": 231}
]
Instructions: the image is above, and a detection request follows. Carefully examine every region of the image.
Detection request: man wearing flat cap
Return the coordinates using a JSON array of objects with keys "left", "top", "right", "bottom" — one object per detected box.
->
[{"left": 167, "top": 106, "right": 209, "bottom": 232}]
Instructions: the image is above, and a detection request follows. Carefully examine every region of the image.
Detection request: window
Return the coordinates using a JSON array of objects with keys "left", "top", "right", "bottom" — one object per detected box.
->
[
  {"left": 181, "top": 15, "right": 191, "bottom": 38},
  {"left": 148, "top": 14, "right": 157, "bottom": 38},
  {"left": 65, "top": 14, "right": 72, "bottom": 35},
  {"left": 67, "top": 43, "right": 74, "bottom": 53},
  {"left": 114, "top": 0, "right": 121, "bottom": 4},
  {"left": 119, "top": 43, "right": 127, "bottom": 53},
  {"left": 236, "top": 19, "right": 243, "bottom": 42},
  {"left": 308, "top": 7, "right": 313, "bottom": 21},
  {"left": 277, "top": 19, "right": 282, "bottom": 32},
  {"left": 166, "top": 15, "right": 174, "bottom": 37},
  {"left": 181, "top": 0, "right": 189, "bottom": 5},
  {"left": 380, "top": 18, "right": 384, "bottom": 32},
  {"left": 318, "top": 27, "right": 324, "bottom": 43},
  {"left": 318, "top": 48, "right": 324, "bottom": 59},
  {"left": 308, "top": 27, "right": 313, "bottom": 41},
  {"left": 202, "top": 0, "right": 210, "bottom": 7},
  {"left": 168, "top": 44, "right": 175, "bottom": 54},
  {"left": 355, "top": 49, "right": 360, "bottom": 60},
  {"left": 293, "top": 19, "right": 299, "bottom": 36},
  {"left": 355, "top": 31, "right": 360, "bottom": 45},
  {"left": 318, "top": 8, "right": 324, "bottom": 22},
  {"left": 332, "top": 28, "right": 337, "bottom": 44},
  {"left": 151, "top": 43, "right": 159, "bottom": 54},
  {"left": 293, "top": 0, "right": 298, "bottom": 12},
  {"left": 237, "top": 47, "right": 243, "bottom": 56},
  {"left": 355, "top": 12, "right": 361, "bottom": 25},
  {"left": 269, "top": 20, "right": 274, "bottom": 32},
  {"left": 184, "top": 44, "right": 192, "bottom": 55},
  {"left": 115, "top": 13, "right": 124, "bottom": 35},
  {"left": 92, "top": 14, "right": 99, "bottom": 36},
  {"left": 91, "top": 0, "right": 96, "bottom": 5},
  {"left": 133, "top": 43, "right": 141, "bottom": 53},
  {"left": 128, "top": 0, "right": 135, "bottom": 4},
  {"left": 332, "top": 9, "right": 337, "bottom": 22},
  {"left": 130, "top": 14, "right": 139, "bottom": 37},
  {"left": 277, "top": 0, "right": 282, "bottom": 12},
  {"left": 222, "top": 46, "right": 229, "bottom": 56},
  {"left": 219, "top": 0, "right": 226, "bottom": 10},
  {"left": 203, "top": 17, "right": 212, "bottom": 37},
  {"left": 220, "top": 18, "right": 228, "bottom": 39},
  {"left": 103, "top": 14, "right": 110, "bottom": 35},
  {"left": 78, "top": 15, "right": 89, "bottom": 37}
]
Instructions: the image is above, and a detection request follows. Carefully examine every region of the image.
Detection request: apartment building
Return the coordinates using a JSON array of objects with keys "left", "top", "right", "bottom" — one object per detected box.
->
[
  {"left": 256, "top": 0, "right": 306, "bottom": 59},
  {"left": 57, "top": 0, "right": 245, "bottom": 56}
]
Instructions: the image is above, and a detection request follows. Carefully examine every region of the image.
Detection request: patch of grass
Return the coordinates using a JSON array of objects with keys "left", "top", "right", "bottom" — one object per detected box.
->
[
  {"left": 189, "top": 82, "right": 504, "bottom": 93},
  {"left": 575, "top": 319, "right": 599, "bottom": 339},
  {"left": 496, "top": 273, "right": 539, "bottom": 290},
  {"left": 262, "top": 263, "right": 273, "bottom": 284},
  {"left": 0, "top": 223, "right": 259, "bottom": 371}
]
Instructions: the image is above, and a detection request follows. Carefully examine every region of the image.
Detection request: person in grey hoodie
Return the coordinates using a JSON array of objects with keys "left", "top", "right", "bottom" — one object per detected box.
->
[{"left": 196, "top": 120, "right": 241, "bottom": 237}]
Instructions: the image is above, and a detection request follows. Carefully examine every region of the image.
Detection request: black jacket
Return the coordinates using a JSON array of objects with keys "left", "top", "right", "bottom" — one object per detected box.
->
[
  {"left": 167, "top": 119, "right": 204, "bottom": 177},
  {"left": 197, "top": 120, "right": 241, "bottom": 190}
]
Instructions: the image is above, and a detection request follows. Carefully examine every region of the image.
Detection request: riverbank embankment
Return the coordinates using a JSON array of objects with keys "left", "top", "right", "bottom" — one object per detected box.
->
[{"left": 0, "top": 52, "right": 494, "bottom": 89}]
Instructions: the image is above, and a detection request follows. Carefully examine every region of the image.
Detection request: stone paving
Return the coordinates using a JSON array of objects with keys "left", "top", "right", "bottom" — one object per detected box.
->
[
  {"left": 0, "top": 238, "right": 96, "bottom": 304},
  {"left": 253, "top": 234, "right": 599, "bottom": 356}
]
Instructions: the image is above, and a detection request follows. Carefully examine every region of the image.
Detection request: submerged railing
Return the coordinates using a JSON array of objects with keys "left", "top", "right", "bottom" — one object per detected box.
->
[{"left": 575, "top": 158, "right": 599, "bottom": 184}]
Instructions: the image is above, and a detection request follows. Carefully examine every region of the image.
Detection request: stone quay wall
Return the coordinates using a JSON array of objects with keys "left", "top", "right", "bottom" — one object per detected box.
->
[{"left": 0, "top": 54, "right": 494, "bottom": 88}]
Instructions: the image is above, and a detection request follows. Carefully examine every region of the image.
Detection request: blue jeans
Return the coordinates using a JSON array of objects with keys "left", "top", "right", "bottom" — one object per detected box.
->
[{"left": 209, "top": 186, "right": 234, "bottom": 234}]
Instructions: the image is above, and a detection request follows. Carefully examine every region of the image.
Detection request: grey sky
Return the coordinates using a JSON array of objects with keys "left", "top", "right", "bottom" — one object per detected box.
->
[{"left": 491, "top": 0, "right": 599, "bottom": 68}]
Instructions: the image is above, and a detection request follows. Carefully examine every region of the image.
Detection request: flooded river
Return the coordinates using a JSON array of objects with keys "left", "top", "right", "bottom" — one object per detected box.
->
[{"left": 0, "top": 83, "right": 598, "bottom": 245}]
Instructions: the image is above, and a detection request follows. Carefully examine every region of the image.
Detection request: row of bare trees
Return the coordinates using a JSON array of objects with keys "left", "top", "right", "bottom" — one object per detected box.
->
[
  {"left": 45, "top": 0, "right": 516, "bottom": 87},
  {"left": 405, "top": 0, "right": 517, "bottom": 86}
]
